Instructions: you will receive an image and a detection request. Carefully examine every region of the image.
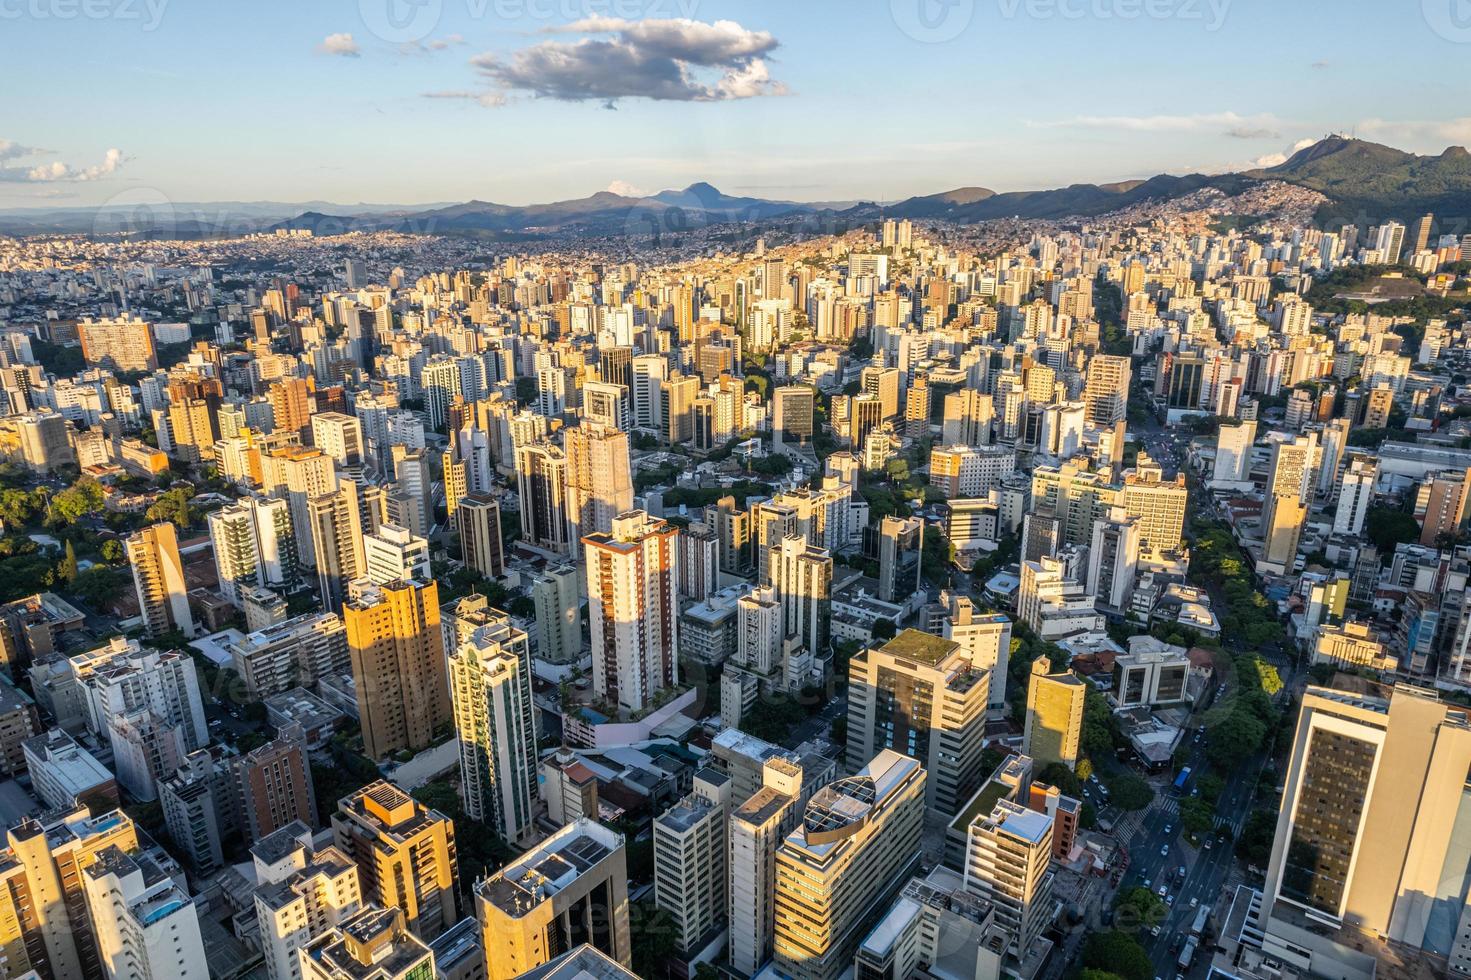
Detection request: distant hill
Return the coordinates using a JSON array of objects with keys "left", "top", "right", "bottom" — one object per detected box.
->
[
  {"left": 9, "top": 139, "right": 1471, "bottom": 240},
  {"left": 1249, "top": 136, "right": 1471, "bottom": 227}
]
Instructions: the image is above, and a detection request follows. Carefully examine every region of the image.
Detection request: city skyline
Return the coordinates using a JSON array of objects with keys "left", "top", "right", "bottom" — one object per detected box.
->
[{"left": 5, "top": 1, "right": 1471, "bottom": 207}]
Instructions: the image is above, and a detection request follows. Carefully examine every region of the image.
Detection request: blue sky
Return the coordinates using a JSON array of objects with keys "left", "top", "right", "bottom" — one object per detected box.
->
[{"left": 3, "top": 0, "right": 1470, "bottom": 208}]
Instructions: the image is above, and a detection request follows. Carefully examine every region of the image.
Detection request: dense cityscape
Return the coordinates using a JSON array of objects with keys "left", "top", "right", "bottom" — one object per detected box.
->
[{"left": 6, "top": 6, "right": 1471, "bottom": 980}]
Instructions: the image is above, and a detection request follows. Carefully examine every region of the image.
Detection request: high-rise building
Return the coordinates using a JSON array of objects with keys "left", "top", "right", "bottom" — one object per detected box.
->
[
  {"left": 299, "top": 906, "right": 435, "bottom": 980},
  {"left": 125, "top": 522, "right": 195, "bottom": 638},
  {"left": 229, "top": 611, "right": 350, "bottom": 699},
  {"left": 311, "top": 411, "right": 365, "bottom": 468},
  {"left": 0, "top": 807, "right": 141, "bottom": 980},
  {"left": 1260, "top": 432, "right": 1317, "bottom": 574},
  {"left": 516, "top": 442, "right": 572, "bottom": 556},
  {"left": 1253, "top": 684, "right": 1471, "bottom": 976},
  {"left": 362, "top": 522, "right": 431, "bottom": 586},
  {"left": 1087, "top": 507, "right": 1141, "bottom": 613},
  {"left": 457, "top": 493, "right": 505, "bottom": 580},
  {"left": 937, "top": 593, "right": 1012, "bottom": 714},
  {"left": 564, "top": 422, "right": 634, "bottom": 542},
  {"left": 270, "top": 377, "right": 315, "bottom": 438},
  {"left": 942, "top": 389, "right": 994, "bottom": 447},
  {"left": 772, "top": 386, "right": 816, "bottom": 447},
  {"left": 772, "top": 751, "right": 926, "bottom": 980},
  {"left": 209, "top": 496, "right": 298, "bottom": 608},
  {"left": 768, "top": 534, "right": 832, "bottom": 661},
  {"left": 332, "top": 782, "right": 460, "bottom": 941},
  {"left": 583, "top": 510, "right": 680, "bottom": 715},
  {"left": 308, "top": 482, "right": 365, "bottom": 612},
  {"left": 263, "top": 446, "right": 339, "bottom": 568},
  {"left": 1082, "top": 354, "right": 1130, "bottom": 425},
  {"left": 83, "top": 846, "right": 209, "bottom": 980},
  {"left": 1334, "top": 454, "right": 1377, "bottom": 535},
  {"left": 653, "top": 769, "right": 733, "bottom": 962},
  {"left": 343, "top": 579, "right": 451, "bottom": 760},
  {"left": 529, "top": 564, "right": 581, "bottom": 664},
  {"left": 1121, "top": 456, "right": 1187, "bottom": 557},
  {"left": 78, "top": 316, "right": 158, "bottom": 373},
  {"left": 1211, "top": 421, "right": 1256, "bottom": 485},
  {"left": 959, "top": 756, "right": 1056, "bottom": 955},
  {"left": 238, "top": 735, "right": 319, "bottom": 843},
  {"left": 877, "top": 515, "right": 923, "bottom": 604},
  {"left": 476, "top": 818, "right": 631, "bottom": 980},
  {"left": 252, "top": 822, "right": 363, "bottom": 980},
  {"left": 847, "top": 630, "right": 990, "bottom": 817},
  {"left": 1414, "top": 467, "right": 1471, "bottom": 546},
  {"left": 728, "top": 757, "right": 804, "bottom": 975},
  {"left": 1022, "top": 656, "right": 1085, "bottom": 769},
  {"left": 447, "top": 609, "right": 537, "bottom": 844}
]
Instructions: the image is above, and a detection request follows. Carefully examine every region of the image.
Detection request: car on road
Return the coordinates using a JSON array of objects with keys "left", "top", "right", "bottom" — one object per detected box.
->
[
  {"left": 1189, "top": 897, "right": 1199, "bottom": 909},
  {"left": 1158, "top": 885, "right": 1168, "bottom": 898},
  {"left": 1160, "top": 845, "right": 1168, "bottom": 857},
  {"left": 1164, "top": 824, "right": 1172, "bottom": 835}
]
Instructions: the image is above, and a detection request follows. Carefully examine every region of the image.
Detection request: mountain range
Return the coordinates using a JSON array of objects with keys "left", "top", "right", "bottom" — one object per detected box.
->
[{"left": 3, "top": 138, "right": 1467, "bottom": 240}]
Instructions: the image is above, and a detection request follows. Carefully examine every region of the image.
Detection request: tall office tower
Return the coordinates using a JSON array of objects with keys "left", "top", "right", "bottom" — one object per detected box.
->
[
  {"left": 299, "top": 906, "right": 435, "bottom": 980},
  {"left": 1412, "top": 213, "right": 1434, "bottom": 252},
  {"left": 583, "top": 380, "right": 631, "bottom": 431},
  {"left": 847, "top": 631, "right": 990, "bottom": 817},
  {"left": 600, "top": 346, "right": 634, "bottom": 389},
  {"left": 1261, "top": 432, "right": 1317, "bottom": 574},
  {"left": 332, "top": 782, "right": 460, "bottom": 941},
  {"left": 448, "top": 611, "right": 537, "bottom": 844},
  {"left": 1087, "top": 507, "right": 1141, "bottom": 614},
  {"left": 343, "top": 579, "right": 451, "bottom": 760},
  {"left": 1374, "top": 220, "right": 1406, "bottom": 263},
  {"left": 423, "top": 356, "right": 463, "bottom": 432},
  {"left": 311, "top": 411, "right": 365, "bottom": 468},
  {"left": 768, "top": 534, "right": 833, "bottom": 658},
  {"left": 848, "top": 394, "right": 884, "bottom": 450},
  {"left": 961, "top": 762, "right": 1055, "bottom": 955},
  {"left": 516, "top": 442, "right": 573, "bottom": 556},
  {"left": 362, "top": 522, "right": 431, "bottom": 585},
  {"left": 263, "top": 446, "right": 338, "bottom": 569},
  {"left": 457, "top": 493, "right": 505, "bottom": 580},
  {"left": 942, "top": 389, "right": 995, "bottom": 447},
  {"left": 772, "top": 385, "right": 816, "bottom": 447},
  {"left": 1334, "top": 455, "right": 1378, "bottom": 535},
  {"left": 1211, "top": 420, "right": 1257, "bottom": 485},
  {"left": 729, "top": 758, "right": 804, "bottom": 975},
  {"left": 1121, "top": 459, "right": 1187, "bottom": 557},
  {"left": 270, "top": 377, "right": 314, "bottom": 437},
  {"left": 631, "top": 353, "right": 668, "bottom": 431},
  {"left": 564, "top": 422, "right": 634, "bottom": 542},
  {"left": 238, "top": 735, "right": 319, "bottom": 842},
  {"left": 1254, "top": 685, "right": 1471, "bottom": 976},
  {"left": 938, "top": 593, "right": 1012, "bottom": 714},
  {"left": 861, "top": 365, "right": 902, "bottom": 420},
  {"left": 530, "top": 564, "right": 581, "bottom": 664},
  {"left": 1022, "top": 656, "right": 1085, "bottom": 769},
  {"left": 389, "top": 445, "right": 433, "bottom": 538},
  {"left": 308, "top": 482, "right": 365, "bottom": 612},
  {"left": 83, "top": 846, "right": 209, "bottom": 980},
  {"left": 1414, "top": 467, "right": 1471, "bottom": 546},
  {"left": 903, "top": 372, "right": 931, "bottom": 439},
  {"left": 78, "top": 316, "right": 158, "bottom": 372},
  {"left": 692, "top": 396, "right": 717, "bottom": 452},
  {"left": 0, "top": 807, "right": 140, "bottom": 980},
  {"left": 1082, "top": 354, "right": 1130, "bottom": 425},
  {"left": 252, "top": 823, "right": 363, "bottom": 980},
  {"left": 344, "top": 258, "right": 367, "bottom": 287},
  {"left": 125, "top": 522, "right": 195, "bottom": 638},
  {"left": 1317, "top": 417, "right": 1352, "bottom": 497},
  {"left": 584, "top": 510, "right": 680, "bottom": 715},
  {"left": 662, "top": 373, "right": 699, "bottom": 445},
  {"left": 653, "top": 769, "right": 733, "bottom": 962},
  {"left": 877, "top": 515, "right": 923, "bottom": 603},
  {"left": 713, "top": 495, "right": 753, "bottom": 577},
  {"left": 772, "top": 751, "right": 927, "bottom": 980},
  {"left": 167, "top": 393, "right": 221, "bottom": 463},
  {"left": 678, "top": 520, "right": 719, "bottom": 602},
  {"left": 476, "top": 819, "right": 631, "bottom": 980}
]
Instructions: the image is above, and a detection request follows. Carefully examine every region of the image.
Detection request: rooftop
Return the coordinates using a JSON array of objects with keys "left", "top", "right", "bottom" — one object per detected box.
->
[{"left": 478, "top": 818, "right": 623, "bottom": 918}]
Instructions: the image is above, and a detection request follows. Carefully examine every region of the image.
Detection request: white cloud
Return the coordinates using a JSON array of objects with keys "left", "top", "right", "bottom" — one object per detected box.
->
[
  {"left": 1029, "top": 111, "right": 1283, "bottom": 136},
  {"left": 605, "top": 180, "right": 645, "bottom": 197},
  {"left": 0, "top": 146, "right": 125, "bottom": 183},
  {"left": 318, "top": 33, "right": 361, "bottom": 58},
  {"left": 472, "top": 18, "right": 786, "bottom": 104},
  {"left": 421, "top": 90, "right": 507, "bottom": 109},
  {"left": 1353, "top": 117, "right": 1471, "bottom": 149},
  {"left": 0, "top": 140, "right": 49, "bottom": 162}
]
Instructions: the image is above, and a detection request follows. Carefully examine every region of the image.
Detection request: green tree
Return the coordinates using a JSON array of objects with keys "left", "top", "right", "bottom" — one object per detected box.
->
[
  {"left": 1082, "top": 931, "right": 1153, "bottom": 980},
  {"left": 1113, "top": 886, "right": 1167, "bottom": 934},
  {"left": 1365, "top": 506, "right": 1421, "bottom": 553},
  {"left": 46, "top": 478, "right": 105, "bottom": 527},
  {"left": 629, "top": 903, "right": 679, "bottom": 980},
  {"left": 99, "top": 539, "right": 125, "bottom": 563},
  {"left": 1178, "top": 796, "right": 1216, "bottom": 838},
  {"left": 871, "top": 618, "right": 897, "bottom": 640},
  {"left": 1101, "top": 770, "right": 1153, "bottom": 811},
  {"left": 59, "top": 540, "right": 78, "bottom": 584}
]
